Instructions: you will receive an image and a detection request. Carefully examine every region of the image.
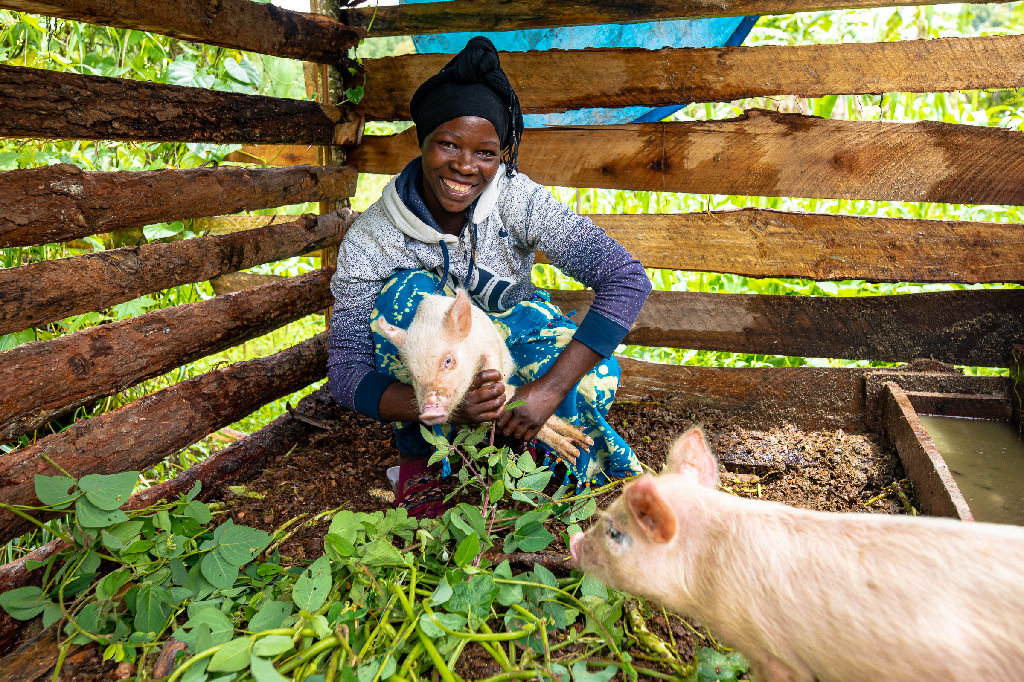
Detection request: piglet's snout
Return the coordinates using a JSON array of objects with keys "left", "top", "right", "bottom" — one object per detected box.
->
[
  {"left": 569, "top": 532, "right": 584, "bottom": 567},
  {"left": 420, "top": 394, "right": 451, "bottom": 424}
]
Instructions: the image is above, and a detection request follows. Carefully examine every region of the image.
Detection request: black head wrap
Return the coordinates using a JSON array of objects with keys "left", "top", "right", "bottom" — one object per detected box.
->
[{"left": 410, "top": 36, "right": 524, "bottom": 176}]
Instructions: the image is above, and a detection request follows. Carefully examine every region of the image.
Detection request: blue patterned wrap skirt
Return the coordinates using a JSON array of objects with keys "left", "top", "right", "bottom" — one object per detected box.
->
[{"left": 370, "top": 270, "right": 642, "bottom": 489}]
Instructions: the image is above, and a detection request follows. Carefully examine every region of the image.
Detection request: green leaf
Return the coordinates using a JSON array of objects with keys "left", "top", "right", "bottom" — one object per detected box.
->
[
  {"left": 216, "top": 525, "right": 271, "bottom": 567},
  {"left": 252, "top": 634, "right": 294, "bottom": 657},
  {"left": 34, "top": 474, "right": 77, "bottom": 508},
  {"left": 201, "top": 549, "right": 241, "bottom": 590},
  {"left": 97, "top": 569, "right": 131, "bottom": 601},
  {"left": 324, "top": 533, "right": 358, "bottom": 561},
  {"left": 489, "top": 479, "right": 505, "bottom": 504},
  {"left": 514, "top": 522, "right": 554, "bottom": 553},
  {"left": 453, "top": 532, "right": 479, "bottom": 567},
  {"left": 75, "top": 497, "right": 129, "bottom": 528},
  {"left": 519, "top": 470, "right": 551, "bottom": 493},
  {"left": 696, "top": 647, "right": 749, "bottom": 682},
  {"left": 142, "top": 221, "right": 184, "bottom": 240},
  {"left": 184, "top": 500, "right": 213, "bottom": 525},
  {"left": 134, "top": 584, "right": 172, "bottom": 635},
  {"left": 446, "top": 574, "right": 498, "bottom": 615},
  {"left": 42, "top": 603, "right": 64, "bottom": 629},
  {"left": 518, "top": 451, "right": 538, "bottom": 473},
  {"left": 418, "top": 611, "right": 466, "bottom": 639},
  {"left": 344, "top": 85, "right": 364, "bottom": 104},
  {"left": 362, "top": 537, "right": 406, "bottom": 567},
  {"left": 327, "top": 510, "right": 364, "bottom": 545},
  {"left": 292, "top": 555, "right": 331, "bottom": 612},
  {"left": 185, "top": 607, "right": 234, "bottom": 646},
  {"left": 571, "top": 661, "right": 617, "bottom": 682},
  {"left": 430, "top": 578, "right": 453, "bottom": 606},
  {"left": 580, "top": 574, "right": 608, "bottom": 600},
  {"left": 0, "top": 586, "right": 51, "bottom": 620},
  {"left": 78, "top": 471, "right": 138, "bottom": 510},
  {"left": 185, "top": 481, "right": 202, "bottom": 503},
  {"left": 208, "top": 637, "right": 252, "bottom": 672},
  {"left": 249, "top": 601, "right": 293, "bottom": 633},
  {"left": 251, "top": 655, "right": 289, "bottom": 682}
]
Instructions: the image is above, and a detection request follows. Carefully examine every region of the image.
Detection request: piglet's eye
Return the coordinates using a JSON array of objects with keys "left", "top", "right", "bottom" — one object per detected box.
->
[
  {"left": 608, "top": 527, "right": 623, "bottom": 542},
  {"left": 442, "top": 355, "right": 454, "bottom": 368}
]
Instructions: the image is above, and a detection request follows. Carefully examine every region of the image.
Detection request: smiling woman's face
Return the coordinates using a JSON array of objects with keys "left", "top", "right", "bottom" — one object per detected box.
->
[{"left": 419, "top": 116, "right": 501, "bottom": 234}]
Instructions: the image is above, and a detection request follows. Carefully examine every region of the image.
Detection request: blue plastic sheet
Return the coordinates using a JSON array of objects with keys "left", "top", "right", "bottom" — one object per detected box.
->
[{"left": 400, "top": 0, "right": 757, "bottom": 125}]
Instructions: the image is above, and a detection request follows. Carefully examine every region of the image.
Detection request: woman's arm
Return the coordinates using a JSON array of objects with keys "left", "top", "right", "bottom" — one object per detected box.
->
[{"left": 497, "top": 339, "right": 601, "bottom": 442}]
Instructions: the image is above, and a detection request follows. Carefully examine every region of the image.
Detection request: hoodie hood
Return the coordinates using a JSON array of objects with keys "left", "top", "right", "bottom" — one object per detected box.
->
[{"left": 381, "top": 158, "right": 507, "bottom": 245}]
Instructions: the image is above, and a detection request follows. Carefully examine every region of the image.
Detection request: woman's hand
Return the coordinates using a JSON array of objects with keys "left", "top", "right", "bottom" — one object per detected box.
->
[
  {"left": 450, "top": 369, "right": 507, "bottom": 424},
  {"left": 496, "top": 377, "right": 564, "bottom": 442}
]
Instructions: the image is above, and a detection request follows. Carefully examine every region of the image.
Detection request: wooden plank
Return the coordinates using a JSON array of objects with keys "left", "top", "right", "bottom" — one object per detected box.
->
[
  {"left": 0, "top": 0, "right": 363, "bottom": 62},
  {"left": 0, "top": 164, "right": 357, "bottom": 248},
  {"left": 551, "top": 288, "right": 1024, "bottom": 368},
  {"left": 576, "top": 210, "right": 1024, "bottom": 284},
  {"left": 346, "top": 0, "right": 1009, "bottom": 36},
  {"left": 0, "top": 208, "right": 355, "bottom": 336},
  {"left": 0, "top": 332, "right": 328, "bottom": 545},
  {"left": 904, "top": 391, "right": 1013, "bottom": 421},
  {"left": 225, "top": 144, "right": 320, "bottom": 167},
  {"left": 348, "top": 110, "right": 1024, "bottom": 205},
  {"left": 209, "top": 272, "right": 284, "bottom": 295},
  {"left": 615, "top": 357, "right": 871, "bottom": 430},
  {"left": 363, "top": 36, "right": 1024, "bottom": 119},
  {"left": 0, "top": 65, "right": 362, "bottom": 145},
  {"left": 882, "top": 382, "right": 973, "bottom": 519},
  {"left": 0, "top": 270, "right": 333, "bottom": 444}
]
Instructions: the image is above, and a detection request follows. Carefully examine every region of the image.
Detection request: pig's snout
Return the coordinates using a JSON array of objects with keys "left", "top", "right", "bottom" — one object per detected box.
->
[
  {"left": 569, "top": 532, "right": 584, "bottom": 568},
  {"left": 420, "top": 394, "right": 451, "bottom": 425}
]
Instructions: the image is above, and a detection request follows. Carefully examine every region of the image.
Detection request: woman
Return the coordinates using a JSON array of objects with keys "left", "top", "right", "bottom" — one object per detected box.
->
[{"left": 327, "top": 36, "right": 651, "bottom": 517}]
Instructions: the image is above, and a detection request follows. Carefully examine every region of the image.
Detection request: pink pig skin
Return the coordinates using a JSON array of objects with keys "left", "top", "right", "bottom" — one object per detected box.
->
[{"left": 570, "top": 426, "right": 1024, "bottom": 682}]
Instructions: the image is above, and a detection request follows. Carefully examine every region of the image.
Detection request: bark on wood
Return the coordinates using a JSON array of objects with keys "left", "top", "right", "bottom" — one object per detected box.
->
[
  {"left": 0, "top": 270, "right": 334, "bottom": 444},
  {"left": 0, "top": 333, "right": 329, "bottom": 545},
  {"left": 363, "top": 36, "right": 1024, "bottom": 119},
  {"left": 0, "top": 0, "right": 363, "bottom": 63},
  {"left": 347, "top": 0, "right": 1008, "bottom": 36},
  {"left": 0, "top": 65, "right": 362, "bottom": 145},
  {"left": 0, "top": 388, "right": 345, "bottom": 651},
  {"left": 0, "top": 208, "right": 355, "bottom": 336},
  {"left": 348, "top": 110, "right": 1024, "bottom": 205},
  {"left": 552, "top": 288, "right": 1024, "bottom": 368},
  {"left": 0, "top": 164, "right": 357, "bottom": 248},
  {"left": 569, "top": 210, "right": 1024, "bottom": 284}
]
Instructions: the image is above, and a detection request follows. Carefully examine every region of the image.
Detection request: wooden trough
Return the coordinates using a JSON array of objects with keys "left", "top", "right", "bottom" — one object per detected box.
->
[{"left": 1, "top": 0, "right": 1024, "bottom": 663}]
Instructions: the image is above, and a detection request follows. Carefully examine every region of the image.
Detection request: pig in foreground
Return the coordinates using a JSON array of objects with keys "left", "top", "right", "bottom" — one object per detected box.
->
[
  {"left": 569, "top": 426, "right": 1024, "bottom": 681},
  {"left": 377, "top": 289, "right": 593, "bottom": 462}
]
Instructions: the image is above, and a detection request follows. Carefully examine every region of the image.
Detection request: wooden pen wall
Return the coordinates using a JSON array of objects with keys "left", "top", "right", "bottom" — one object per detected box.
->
[{"left": 1, "top": 0, "right": 1024, "bottom": 550}]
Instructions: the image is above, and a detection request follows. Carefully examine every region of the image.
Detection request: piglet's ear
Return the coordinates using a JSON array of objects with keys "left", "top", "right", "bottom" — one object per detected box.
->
[
  {"left": 376, "top": 318, "right": 406, "bottom": 349},
  {"left": 665, "top": 427, "right": 719, "bottom": 489},
  {"left": 444, "top": 289, "right": 474, "bottom": 341},
  {"left": 625, "top": 475, "right": 677, "bottom": 544}
]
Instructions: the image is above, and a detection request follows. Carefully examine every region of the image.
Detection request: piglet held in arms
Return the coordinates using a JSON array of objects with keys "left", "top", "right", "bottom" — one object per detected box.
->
[
  {"left": 569, "top": 426, "right": 1024, "bottom": 681},
  {"left": 377, "top": 289, "right": 593, "bottom": 462}
]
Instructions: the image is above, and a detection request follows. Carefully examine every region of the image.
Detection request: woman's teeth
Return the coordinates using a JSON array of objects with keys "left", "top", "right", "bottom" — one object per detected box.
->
[{"left": 442, "top": 178, "right": 472, "bottom": 195}]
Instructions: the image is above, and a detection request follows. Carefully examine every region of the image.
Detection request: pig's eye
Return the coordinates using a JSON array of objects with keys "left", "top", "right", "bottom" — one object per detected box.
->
[
  {"left": 607, "top": 526, "right": 623, "bottom": 542},
  {"left": 442, "top": 354, "right": 455, "bottom": 369}
]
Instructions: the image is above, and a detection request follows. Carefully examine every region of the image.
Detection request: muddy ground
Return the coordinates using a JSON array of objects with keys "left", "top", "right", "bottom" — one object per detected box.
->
[{"left": 2, "top": 394, "right": 908, "bottom": 681}]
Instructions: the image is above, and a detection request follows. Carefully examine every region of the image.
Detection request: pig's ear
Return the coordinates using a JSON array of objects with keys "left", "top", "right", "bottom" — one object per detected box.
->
[
  {"left": 376, "top": 318, "right": 407, "bottom": 349},
  {"left": 444, "top": 290, "right": 473, "bottom": 341},
  {"left": 665, "top": 427, "right": 719, "bottom": 489},
  {"left": 624, "top": 476, "right": 677, "bottom": 544}
]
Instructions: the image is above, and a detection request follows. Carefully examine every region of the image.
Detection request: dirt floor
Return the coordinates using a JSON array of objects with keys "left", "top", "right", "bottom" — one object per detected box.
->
[
  {"left": 2, "top": 394, "right": 909, "bottom": 681},
  {"left": 227, "top": 393, "right": 906, "bottom": 564}
]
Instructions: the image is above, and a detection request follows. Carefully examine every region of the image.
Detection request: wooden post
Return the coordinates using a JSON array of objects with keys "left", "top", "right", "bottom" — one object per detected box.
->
[{"left": 314, "top": 0, "right": 356, "bottom": 328}]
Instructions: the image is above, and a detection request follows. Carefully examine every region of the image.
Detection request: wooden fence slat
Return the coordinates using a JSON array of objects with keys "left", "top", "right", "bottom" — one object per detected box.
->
[
  {"left": 345, "top": 0, "right": 1009, "bottom": 36},
  {"left": 0, "top": 208, "right": 356, "bottom": 336},
  {"left": 1, "top": 164, "right": 357, "bottom": 248},
  {"left": 0, "top": 332, "right": 328, "bottom": 545},
  {"left": 0, "top": 269, "right": 333, "bottom": 444},
  {"left": 363, "top": 36, "right": 1024, "bottom": 119},
  {"left": 348, "top": 111, "right": 1024, "bottom": 205},
  {"left": 574, "top": 210, "right": 1024, "bottom": 284},
  {"left": 0, "top": 0, "right": 363, "bottom": 63},
  {"left": 614, "top": 358, "right": 1010, "bottom": 430},
  {"left": 0, "top": 65, "right": 362, "bottom": 145},
  {"left": 552, "top": 288, "right": 1024, "bottom": 367}
]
